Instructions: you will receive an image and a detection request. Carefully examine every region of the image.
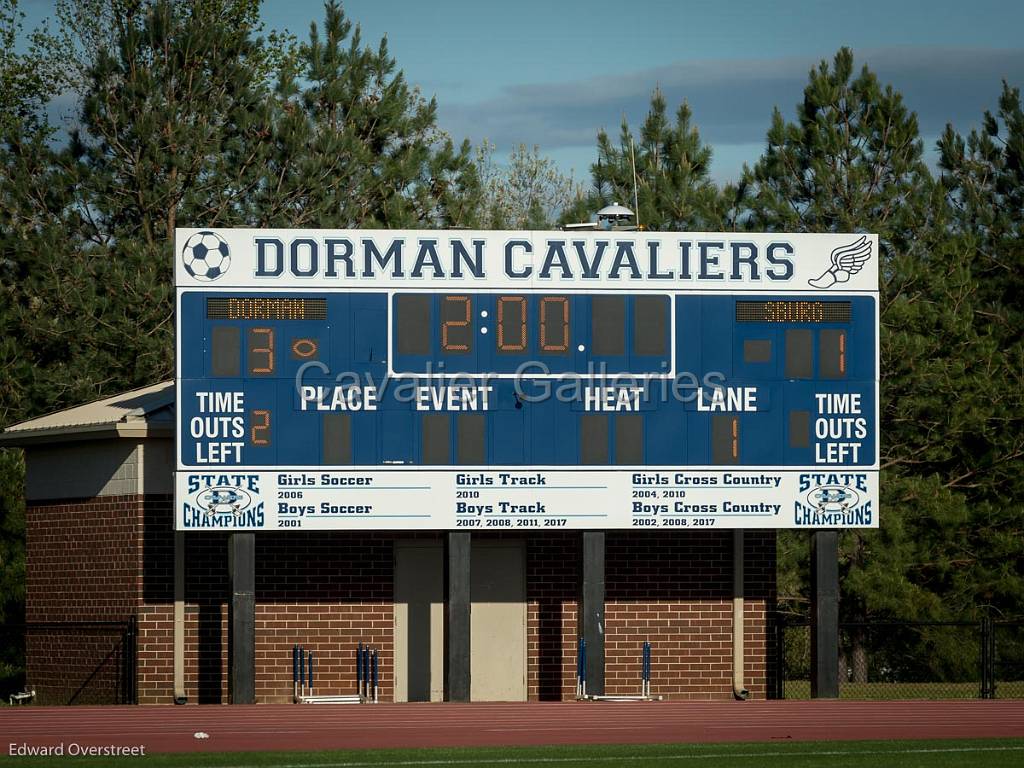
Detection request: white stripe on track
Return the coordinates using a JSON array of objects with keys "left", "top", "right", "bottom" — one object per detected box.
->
[
  {"left": 11, "top": 711, "right": 1021, "bottom": 724},
  {"left": 207, "top": 745, "right": 1024, "bottom": 768}
]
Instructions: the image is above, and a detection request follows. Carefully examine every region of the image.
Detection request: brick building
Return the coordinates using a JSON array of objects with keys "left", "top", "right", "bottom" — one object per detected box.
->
[{"left": 1, "top": 382, "right": 778, "bottom": 705}]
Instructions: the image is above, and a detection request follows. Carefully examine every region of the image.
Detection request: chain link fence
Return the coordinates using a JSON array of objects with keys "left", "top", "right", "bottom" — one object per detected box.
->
[
  {"left": 0, "top": 619, "right": 136, "bottom": 705},
  {"left": 993, "top": 621, "right": 1024, "bottom": 699},
  {"left": 778, "top": 617, "right": 1024, "bottom": 699},
  {"left": 0, "top": 622, "right": 25, "bottom": 702}
]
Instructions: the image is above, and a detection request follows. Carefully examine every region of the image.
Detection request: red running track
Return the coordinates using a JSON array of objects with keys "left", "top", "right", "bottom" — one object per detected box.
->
[{"left": 2, "top": 701, "right": 1023, "bottom": 755}]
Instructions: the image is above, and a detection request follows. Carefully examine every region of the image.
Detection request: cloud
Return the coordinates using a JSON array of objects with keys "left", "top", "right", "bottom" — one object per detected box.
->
[{"left": 438, "top": 48, "right": 1024, "bottom": 153}]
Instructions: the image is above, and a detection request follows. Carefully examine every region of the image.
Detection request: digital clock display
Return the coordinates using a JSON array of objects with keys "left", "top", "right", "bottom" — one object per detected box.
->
[
  {"left": 392, "top": 293, "right": 670, "bottom": 374},
  {"left": 735, "top": 300, "right": 851, "bottom": 323}
]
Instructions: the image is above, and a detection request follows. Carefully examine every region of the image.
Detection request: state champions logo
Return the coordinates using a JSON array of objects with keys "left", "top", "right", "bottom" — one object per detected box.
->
[
  {"left": 194, "top": 485, "right": 254, "bottom": 516},
  {"left": 183, "top": 475, "right": 265, "bottom": 529},
  {"left": 805, "top": 484, "right": 861, "bottom": 513},
  {"left": 808, "top": 236, "right": 871, "bottom": 289},
  {"left": 181, "top": 230, "right": 231, "bottom": 281}
]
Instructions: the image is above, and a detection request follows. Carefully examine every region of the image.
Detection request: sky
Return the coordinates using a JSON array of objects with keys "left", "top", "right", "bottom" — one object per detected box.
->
[{"left": 20, "top": 0, "right": 1024, "bottom": 185}]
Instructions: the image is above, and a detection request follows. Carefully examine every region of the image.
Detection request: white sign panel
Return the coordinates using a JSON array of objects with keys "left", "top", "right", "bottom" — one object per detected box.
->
[{"left": 175, "top": 470, "right": 877, "bottom": 531}]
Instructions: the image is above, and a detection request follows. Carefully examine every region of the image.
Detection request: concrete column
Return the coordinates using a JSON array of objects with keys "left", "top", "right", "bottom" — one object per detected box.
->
[
  {"left": 581, "top": 531, "right": 606, "bottom": 696},
  {"left": 173, "top": 531, "right": 186, "bottom": 704},
  {"left": 446, "top": 532, "right": 471, "bottom": 701},
  {"left": 810, "top": 530, "right": 839, "bottom": 698},
  {"left": 228, "top": 533, "right": 256, "bottom": 704},
  {"left": 732, "top": 528, "right": 748, "bottom": 699}
]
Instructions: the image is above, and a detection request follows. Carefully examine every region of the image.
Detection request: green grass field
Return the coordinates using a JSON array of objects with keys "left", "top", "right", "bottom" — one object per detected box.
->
[{"left": 5, "top": 739, "right": 1024, "bottom": 768}]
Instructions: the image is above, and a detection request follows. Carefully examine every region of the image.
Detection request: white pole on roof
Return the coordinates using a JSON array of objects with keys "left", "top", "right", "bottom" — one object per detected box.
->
[{"left": 630, "top": 137, "right": 640, "bottom": 230}]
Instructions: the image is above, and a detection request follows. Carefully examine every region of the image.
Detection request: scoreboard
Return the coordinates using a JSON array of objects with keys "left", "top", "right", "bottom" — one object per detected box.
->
[{"left": 175, "top": 229, "right": 879, "bottom": 531}]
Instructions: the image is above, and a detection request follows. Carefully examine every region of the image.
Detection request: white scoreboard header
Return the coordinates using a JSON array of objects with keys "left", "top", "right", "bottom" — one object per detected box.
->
[{"left": 175, "top": 229, "right": 878, "bottom": 293}]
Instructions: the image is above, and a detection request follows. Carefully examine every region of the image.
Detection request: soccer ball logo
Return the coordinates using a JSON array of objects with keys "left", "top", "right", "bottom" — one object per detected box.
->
[{"left": 182, "top": 231, "right": 230, "bottom": 281}]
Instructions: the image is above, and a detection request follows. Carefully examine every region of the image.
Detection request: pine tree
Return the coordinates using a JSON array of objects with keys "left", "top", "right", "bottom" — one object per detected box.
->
[
  {"left": 0, "top": 0, "right": 72, "bottom": 639},
  {"left": 938, "top": 81, "right": 1024, "bottom": 324},
  {"left": 248, "top": 1, "right": 480, "bottom": 228},
  {"left": 6, "top": 0, "right": 483, "bottom": 413},
  {"left": 71, "top": 0, "right": 276, "bottom": 242},
  {"left": 937, "top": 82, "right": 1024, "bottom": 619},
  {"left": 737, "top": 49, "right": 1015, "bottom": 681},
  {"left": 738, "top": 48, "right": 929, "bottom": 239},
  {"left": 569, "top": 88, "right": 723, "bottom": 230}
]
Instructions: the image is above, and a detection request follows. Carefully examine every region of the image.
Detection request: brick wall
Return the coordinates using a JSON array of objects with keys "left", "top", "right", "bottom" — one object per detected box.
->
[
  {"left": 26, "top": 496, "right": 143, "bottom": 623},
  {"left": 23, "top": 627, "right": 133, "bottom": 705},
  {"left": 526, "top": 532, "right": 579, "bottom": 701},
  {"left": 604, "top": 530, "right": 776, "bottom": 700},
  {"left": 28, "top": 491, "right": 777, "bottom": 704},
  {"left": 253, "top": 533, "right": 394, "bottom": 704},
  {"left": 24, "top": 495, "right": 145, "bottom": 704},
  {"left": 134, "top": 518, "right": 396, "bottom": 705},
  {"left": 136, "top": 499, "right": 229, "bottom": 704}
]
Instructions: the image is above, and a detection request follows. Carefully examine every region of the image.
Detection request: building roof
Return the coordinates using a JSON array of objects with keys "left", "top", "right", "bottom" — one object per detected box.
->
[{"left": 0, "top": 381, "right": 174, "bottom": 446}]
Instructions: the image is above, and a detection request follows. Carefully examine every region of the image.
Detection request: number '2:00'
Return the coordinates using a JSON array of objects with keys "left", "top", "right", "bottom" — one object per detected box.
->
[{"left": 442, "top": 295, "right": 569, "bottom": 353}]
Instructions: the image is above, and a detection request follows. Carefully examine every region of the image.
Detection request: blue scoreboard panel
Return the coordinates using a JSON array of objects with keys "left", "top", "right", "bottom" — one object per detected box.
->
[{"left": 175, "top": 230, "right": 879, "bottom": 531}]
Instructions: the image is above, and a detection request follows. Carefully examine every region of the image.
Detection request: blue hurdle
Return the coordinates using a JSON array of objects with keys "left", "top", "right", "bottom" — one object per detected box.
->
[
  {"left": 576, "top": 637, "right": 587, "bottom": 698},
  {"left": 356, "top": 642, "right": 363, "bottom": 695},
  {"left": 642, "top": 640, "right": 651, "bottom": 697},
  {"left": 291, "top": 640, "right": 381, "bottom": 704},
  {"left": 371, "top": 648, "right": 379, "bottom": 703},
  {"left": 291, "top": 642, "right": 360, "bottom": 704},
  {"left": 576, "top": 638, "right": 653, "bottom": 701},
  {"left": 362, "top": 644, "right": 370, "bottom": 698}
]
